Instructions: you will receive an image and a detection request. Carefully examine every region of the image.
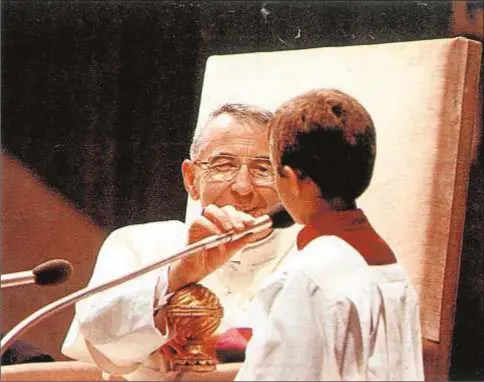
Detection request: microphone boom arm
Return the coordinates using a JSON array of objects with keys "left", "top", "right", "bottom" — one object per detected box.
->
[
  {"left": 1, "top": 271, "right": 35, "bottom": 289},
  {"left": 0, "top": 216, "right": 272, "bottom": 356}
]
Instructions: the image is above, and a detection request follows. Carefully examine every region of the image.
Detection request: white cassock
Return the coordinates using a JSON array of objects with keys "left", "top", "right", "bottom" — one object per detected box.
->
[
  {"left": 236, "top": 235, "right": 424, "bottom": 381},
  {"left": 61, "top": 220, "right": 301, "bottom": 381}
]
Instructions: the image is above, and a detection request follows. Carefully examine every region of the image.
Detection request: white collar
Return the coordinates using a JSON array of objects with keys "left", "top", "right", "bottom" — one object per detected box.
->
[{"left": 229, "top": 229, "right": 280, "bottom": 267}]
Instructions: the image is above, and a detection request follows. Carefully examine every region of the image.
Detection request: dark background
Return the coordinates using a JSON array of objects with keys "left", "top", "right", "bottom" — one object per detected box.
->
[{"left": 1, "top": 1, "right": 482, "bottom": 379}]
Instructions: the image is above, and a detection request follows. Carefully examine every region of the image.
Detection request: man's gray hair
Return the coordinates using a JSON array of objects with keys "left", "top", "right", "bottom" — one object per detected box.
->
[{"left": 189, "top": 103, "right": 274, "bottom": 159}]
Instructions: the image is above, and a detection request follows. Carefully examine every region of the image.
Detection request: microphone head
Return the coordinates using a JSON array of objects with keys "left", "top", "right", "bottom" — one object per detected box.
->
[
  {"left": 268, "top": 204, "right": 295, "bottom": 229},
  {"left": 33, "top": 259, "right": 73, "bottom": 286}
]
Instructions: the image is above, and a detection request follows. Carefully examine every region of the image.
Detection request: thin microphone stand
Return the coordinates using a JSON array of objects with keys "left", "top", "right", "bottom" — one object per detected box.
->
[{"left": 0, "top": 216, "right": 271, "bottom": 357}]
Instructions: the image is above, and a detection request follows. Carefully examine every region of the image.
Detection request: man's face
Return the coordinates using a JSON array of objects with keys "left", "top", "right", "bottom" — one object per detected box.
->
[{"left": 183, "top": 113, "right": 280, "bottom": 217}]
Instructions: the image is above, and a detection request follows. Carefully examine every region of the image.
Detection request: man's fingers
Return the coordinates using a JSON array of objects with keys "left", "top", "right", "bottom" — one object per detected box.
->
[
  {"left": 202, "top": 204, "right": 256, "bottom": 233},
  {"left": 189, "top": 215, "right": 223, "bottom": 241},
  {"left": 199, "top": 205, "right": 260, "bottom": 256},
  {"left": 202, "top": 204, "right": 234, "bottom": 232},
  {"left": 182, "top": 204, "right": 262, "bottom": 279},
  {"left": 222, "top": 205, "right": 255, "bottom": 231}
]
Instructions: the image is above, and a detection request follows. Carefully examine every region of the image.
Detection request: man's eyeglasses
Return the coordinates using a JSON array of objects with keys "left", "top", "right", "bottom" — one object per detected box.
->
[{"left": 193, "top": 154, "right": 275, "bottom": 186}]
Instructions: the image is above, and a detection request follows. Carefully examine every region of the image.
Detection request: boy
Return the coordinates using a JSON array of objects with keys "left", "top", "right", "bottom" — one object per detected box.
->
[{"left": 235, "top": 89, "right": 424, "bottom": 381}]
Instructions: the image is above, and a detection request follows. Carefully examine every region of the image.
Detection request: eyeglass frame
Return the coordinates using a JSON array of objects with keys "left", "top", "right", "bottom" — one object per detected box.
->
[{"left": 192, "top": 154, "right": 276, "bottom": 187}]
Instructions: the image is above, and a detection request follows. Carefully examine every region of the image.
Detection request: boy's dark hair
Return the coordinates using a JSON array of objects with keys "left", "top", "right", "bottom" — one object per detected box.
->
[{"left": 269, "top": 89, "right": 376, "bottom": 201}]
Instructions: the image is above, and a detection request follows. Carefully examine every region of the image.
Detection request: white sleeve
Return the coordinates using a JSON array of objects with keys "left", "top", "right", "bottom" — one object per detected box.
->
[
  {"left": 235, "top": 273, "right": 326, "bottom": 381},
  {"left": 62, "top": 223, "right": 182, "bottom": 372}
]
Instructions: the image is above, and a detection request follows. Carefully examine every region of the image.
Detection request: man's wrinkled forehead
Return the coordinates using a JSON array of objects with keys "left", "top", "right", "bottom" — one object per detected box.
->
[
  {"left": 209, "top": 113, "right": 235, "bottom": 129},
  {"left": 197, "top": 113, "right": 270, "bottom": 156},
  {"left": 206, "top": 113, "right": 263, "bottom": 133}
]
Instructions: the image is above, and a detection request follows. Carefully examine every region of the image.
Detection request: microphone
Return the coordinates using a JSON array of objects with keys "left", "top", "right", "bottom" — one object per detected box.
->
[
  {"left": 198, "top": 203, "right": 294, "bottom": 246},
  {"left": 0, "top": 204, "right": 293, "bottom": 356},
  {"left": 1, "top": 259, "right": 73, "bottom": 289},
  {"left": 266, "top": 203, "right": 294, "bottom": 229}
]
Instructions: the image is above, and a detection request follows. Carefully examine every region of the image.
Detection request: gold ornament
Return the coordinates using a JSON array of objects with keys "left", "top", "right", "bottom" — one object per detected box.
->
[{"left": 164, "top": 283, "right": 224, "bottom": 372}]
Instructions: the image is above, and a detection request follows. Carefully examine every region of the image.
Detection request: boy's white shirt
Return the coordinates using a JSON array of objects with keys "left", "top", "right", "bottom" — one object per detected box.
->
[
  {"left": 61, "top": 220, "right": 301, "bottom": 380},
  {"left": 235, "top": 235, "right": 424, "bottom": 381}
]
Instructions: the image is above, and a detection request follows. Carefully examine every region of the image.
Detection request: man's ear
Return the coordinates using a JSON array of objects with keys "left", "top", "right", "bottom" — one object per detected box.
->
[
  {"left": 181, "top": 159, "right": 200, "bottom": 200},
  {"left": 281, "top": 165, "right": 302, "bottom": 197}
]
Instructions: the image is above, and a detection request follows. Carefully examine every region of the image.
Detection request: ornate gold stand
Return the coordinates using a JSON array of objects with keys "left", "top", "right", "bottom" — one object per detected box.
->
[{"left": 165, "top": 283, "right": 224, "bottom": 372}]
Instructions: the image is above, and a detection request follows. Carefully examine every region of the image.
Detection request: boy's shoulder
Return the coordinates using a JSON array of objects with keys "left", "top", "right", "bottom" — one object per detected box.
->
[
  {"left": 277, "top": 235, "right": 407, "bottom": 297},
  {"left": 258, "top": 235, "right": 367, "bottom": 295},
  {"left": 284, "top": 234, "right": 369, "bottom": 277}
]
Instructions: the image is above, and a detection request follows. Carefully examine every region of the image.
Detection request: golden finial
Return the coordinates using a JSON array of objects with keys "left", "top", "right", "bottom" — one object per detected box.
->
[{"left": 164, "top": 283, "right": 224, "bottom": 372}]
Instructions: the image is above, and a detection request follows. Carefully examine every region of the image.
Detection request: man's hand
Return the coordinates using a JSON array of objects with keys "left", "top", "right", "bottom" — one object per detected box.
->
[{"left": 167, "top": 205, "right": 268, "bottom": 293}]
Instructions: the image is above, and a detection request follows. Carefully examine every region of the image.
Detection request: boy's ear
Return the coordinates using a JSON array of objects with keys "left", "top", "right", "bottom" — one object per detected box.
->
[
  {"left": 182, "top": 159, "right": 200, "bottom": 200},
  {"left": 281, "top": 165, "right": 302, "bottom": 197}
]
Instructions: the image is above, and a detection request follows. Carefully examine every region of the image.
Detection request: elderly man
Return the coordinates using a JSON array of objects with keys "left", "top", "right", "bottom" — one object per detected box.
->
[{"left": 62, "top": 103, "right": 300, "bottom": 381}]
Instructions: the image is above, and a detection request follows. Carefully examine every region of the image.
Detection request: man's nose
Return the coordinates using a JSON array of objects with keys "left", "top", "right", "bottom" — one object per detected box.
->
[{"left": 230, "top": 165, "right": 255, "bottom": 196}]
